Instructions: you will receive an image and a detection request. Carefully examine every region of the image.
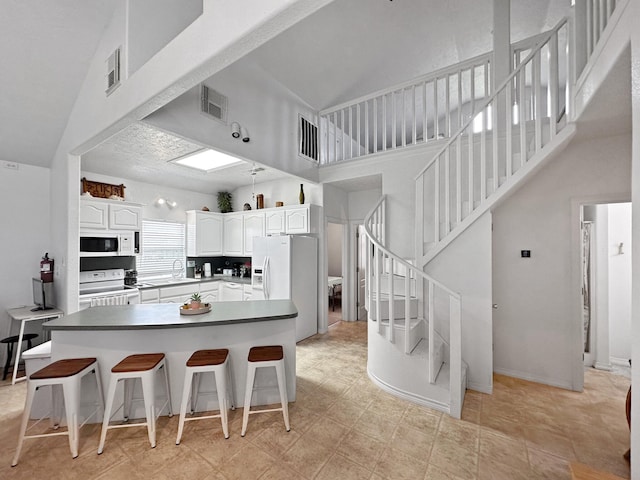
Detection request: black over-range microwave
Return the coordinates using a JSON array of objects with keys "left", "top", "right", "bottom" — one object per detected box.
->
[{"left": 79, "top": 231, "right": 139, "bottom": 257}]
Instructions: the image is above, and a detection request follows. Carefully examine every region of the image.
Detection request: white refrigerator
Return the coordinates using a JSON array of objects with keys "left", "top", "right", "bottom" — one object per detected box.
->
[{"left": 252, "top": 235, "right": 318, "bottom": 341}]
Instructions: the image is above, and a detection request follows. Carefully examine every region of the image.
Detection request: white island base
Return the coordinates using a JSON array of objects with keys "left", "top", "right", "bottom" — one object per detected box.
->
[{"left": 44, "top": 301, "right": 297, "bottom": 423}]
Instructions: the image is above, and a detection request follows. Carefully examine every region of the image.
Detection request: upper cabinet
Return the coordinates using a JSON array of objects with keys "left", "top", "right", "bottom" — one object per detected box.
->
[
  {"left": 186, "top": 204, "right": 320, "bottom": 257},
  {"left": 187, "top": 211, "right": 223, "bottom": 256},
  {"left": 80, "top": 198, "right": 142, "bottom": 231},
  {"left": 243, "top": 212, "right": 265, "bottom": 255}
]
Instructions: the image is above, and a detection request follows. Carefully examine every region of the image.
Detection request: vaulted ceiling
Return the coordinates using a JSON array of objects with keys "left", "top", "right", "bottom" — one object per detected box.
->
[{"left": 3, "top": 0, "right": 624, "bottom": 194}]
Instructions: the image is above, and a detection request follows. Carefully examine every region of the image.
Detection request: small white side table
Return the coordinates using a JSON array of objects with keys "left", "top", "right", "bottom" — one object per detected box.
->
[{"left": 6, "top": 306, "right": 63, "bottom": 384}]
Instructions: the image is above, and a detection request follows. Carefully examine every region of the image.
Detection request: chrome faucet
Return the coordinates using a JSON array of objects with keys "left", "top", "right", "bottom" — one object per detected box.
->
[{"left": 172, "top": 259, "right": 184, "bottom": 279}]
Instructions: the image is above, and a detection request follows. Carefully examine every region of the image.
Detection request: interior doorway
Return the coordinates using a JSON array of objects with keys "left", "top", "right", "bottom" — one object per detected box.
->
[
  {"left": 580, "top": 202, "right": 631, "bottom": 371},
  {"left": 327, "top": 222, "right": 344, "bottom": 326}
]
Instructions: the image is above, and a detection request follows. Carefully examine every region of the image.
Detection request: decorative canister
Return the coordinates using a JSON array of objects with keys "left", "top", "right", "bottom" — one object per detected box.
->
[
  {"left": 276, "top": 201, "right": 284, "bottom": 207},
  {"left": 256, "top": 194, "right": 264, "bottom": 209}
]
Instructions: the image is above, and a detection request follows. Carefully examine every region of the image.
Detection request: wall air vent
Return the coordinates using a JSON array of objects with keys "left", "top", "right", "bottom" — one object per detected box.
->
[
  {"left": 299, "top": 114, "right": 319, "bottom": 162},
  {"left": 200, "top": 84, "right": 228, "bottom": 123},
  {"left": 106, "top": 47, "right": 121, "bottom": 96}
]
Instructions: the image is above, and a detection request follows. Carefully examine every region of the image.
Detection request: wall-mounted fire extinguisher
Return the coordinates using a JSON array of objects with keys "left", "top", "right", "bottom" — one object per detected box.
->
[{"left": 40, "top": 253, "right": 54, "bottom": 283}]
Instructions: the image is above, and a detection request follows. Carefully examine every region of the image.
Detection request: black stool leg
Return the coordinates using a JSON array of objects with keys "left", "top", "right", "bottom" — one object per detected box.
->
[{"left": 3, "top": 342, "right": 14, "bottom": 381}]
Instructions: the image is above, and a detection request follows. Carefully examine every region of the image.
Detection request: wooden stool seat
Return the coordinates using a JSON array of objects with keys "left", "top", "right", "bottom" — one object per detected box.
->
[
  {"left": 248, "top": 345, "right": 283, "bottom": 363},
  {"left": 112, "top": 353, "right": 165, "bottom": 372},
  {"left": 241, "top": 345, "right": 290, "bottom": 437},
  {"left": 12, "top": 357, "right": 104, "bottom": 466},
  {"left": 31, "top": 357, "right": 97, "bottom": 380},
  {"left": 176, "top": 348, "right": 234, "bottom": 444},
  {"left": 187, "top": 349, "right": 229, "bottom": 367}
]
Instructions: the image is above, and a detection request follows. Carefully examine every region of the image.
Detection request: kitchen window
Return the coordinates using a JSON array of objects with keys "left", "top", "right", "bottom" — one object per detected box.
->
[{"left": 137, "top": 220, "right": 185, "bottom": 279}]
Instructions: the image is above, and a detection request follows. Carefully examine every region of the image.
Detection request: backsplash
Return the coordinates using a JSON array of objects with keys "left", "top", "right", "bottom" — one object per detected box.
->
[{"left": 186, "top": 256, "right": 251, "bottom": 278}]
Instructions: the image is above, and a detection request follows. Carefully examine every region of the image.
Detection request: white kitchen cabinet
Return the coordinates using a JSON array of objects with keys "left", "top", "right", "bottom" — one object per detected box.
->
[
  {"left": 199, "top": 282, "right": 219, "bottom": 303},
  {"left": 223, "top": 214, "right": 243, "bottom": 256},
  {"left": 80, "top": 200, "right": 109, "bottom": 229},
  {"left": 265, "top": 210, "right": 285, "bottom": 235},
  {"left": 285, "top": 206, "right": 309, "bottom": 234},
  {"left": 159, "top": 284, "right": 197, "bottom": 304},
  {"left": 186, "top": 211, "right": 224, "bottom": 256},
  {"left": 243, "top": 284, "right": 255, "bottom": 301},
  {"left": 242, "top": 212, "right": 265, "bottom": 256},
  {"left": 140, "top": 288, "right": 159, "bottom": 304},
  {"left": 80, "top": 198, "right": 142, "bottom": 231},
  {"left": 218, "top": 281, "right": 243, "bottom": 302},
  {"left": 109, "top": 204, "right": 142, "bottom": 230}
]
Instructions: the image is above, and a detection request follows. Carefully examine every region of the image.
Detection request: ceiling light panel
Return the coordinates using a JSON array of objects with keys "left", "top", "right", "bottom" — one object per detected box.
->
[{"left": 171, "top": 149, "right": 244, "bottom": 172}]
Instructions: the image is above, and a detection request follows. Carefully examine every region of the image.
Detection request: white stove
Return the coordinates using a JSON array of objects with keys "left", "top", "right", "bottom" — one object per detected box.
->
[{"left": 79, "top": 269, "right": 140, "bottom": 309}]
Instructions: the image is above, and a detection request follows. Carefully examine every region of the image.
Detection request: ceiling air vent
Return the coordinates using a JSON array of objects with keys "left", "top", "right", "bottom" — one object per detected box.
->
[
  {"left": 106, "top": 47, "right": 121, "bottom": 96},
  {"left": 299, "top": 114, "right": 318, "bottom": 162},
  {"left": 200, "top": 84, "right": 228, "bottom": 123}
]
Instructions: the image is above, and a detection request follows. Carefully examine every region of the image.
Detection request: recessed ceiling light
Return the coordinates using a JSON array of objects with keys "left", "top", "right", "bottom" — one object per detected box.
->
[{"left": 171, "top": 149, "right": 243, "bottom": 172}]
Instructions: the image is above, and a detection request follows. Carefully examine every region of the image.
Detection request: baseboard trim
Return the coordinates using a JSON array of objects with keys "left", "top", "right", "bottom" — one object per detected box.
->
[
  {"left": 467, "top": 381, "right": 492, "bottom": 395},
  {"left": 610, "top": 356, "right": 631, "bottom": 367},
  {"left": 493, "top": 367, "right": 575, "bottom": 390},
  {"left": 594, "top": 361, "right": 613, "bottom": 371},
  {"left": 367, "top": 368, "right": 451, "bottom": 415}
]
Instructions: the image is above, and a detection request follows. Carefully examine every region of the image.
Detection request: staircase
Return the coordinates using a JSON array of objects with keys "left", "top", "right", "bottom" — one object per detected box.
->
[{"left": 320, "top": 1, "right": 620, "bottom": 418}]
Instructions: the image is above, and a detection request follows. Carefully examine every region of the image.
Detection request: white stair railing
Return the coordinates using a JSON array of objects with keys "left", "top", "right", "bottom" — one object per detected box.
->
[
  {"left": 319, "top": 53, "right": 492, "bottom": 165},
  {"left": 416, "top": 18, "right": 570, "bottom": 262},
  {"left": 364, "top": 196, "right": 464, "bottom": 416}
]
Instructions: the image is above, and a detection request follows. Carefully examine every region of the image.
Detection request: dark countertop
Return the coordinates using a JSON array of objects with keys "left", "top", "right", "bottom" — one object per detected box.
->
[
  {"left": 136, "top": 275, "right": 252, "bottom": 289},
  {"left": 43, "top": 300, "right": 297, "bottom": 330}
]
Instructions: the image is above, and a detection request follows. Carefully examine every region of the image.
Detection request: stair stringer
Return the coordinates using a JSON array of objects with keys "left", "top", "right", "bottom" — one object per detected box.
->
[{"left": 421, "top": 123, "right": 577, "bottom": 266}]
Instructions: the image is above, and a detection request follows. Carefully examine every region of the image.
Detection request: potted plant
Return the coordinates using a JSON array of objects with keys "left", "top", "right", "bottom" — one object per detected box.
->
[
  {"left": 217, "top": 191, "right": 233, "bottom": 213},
  {"left": 190, "top": 292, "right": 202, "bottom": 309}
]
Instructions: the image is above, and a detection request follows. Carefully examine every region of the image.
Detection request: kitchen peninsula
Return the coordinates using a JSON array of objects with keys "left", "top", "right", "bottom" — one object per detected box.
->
[{"left": 43, "top": 301, "right": 297, "bottom": 421}]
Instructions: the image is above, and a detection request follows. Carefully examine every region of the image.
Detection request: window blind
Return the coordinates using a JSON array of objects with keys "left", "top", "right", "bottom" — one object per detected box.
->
[{"left": 137, "top": 220, "right": 185, "bottom": 278}]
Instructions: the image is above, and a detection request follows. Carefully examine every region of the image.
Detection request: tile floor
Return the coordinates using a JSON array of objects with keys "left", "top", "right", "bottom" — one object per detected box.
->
[{"left": 0, "top": 320, "right": 631, "bottom": 479}]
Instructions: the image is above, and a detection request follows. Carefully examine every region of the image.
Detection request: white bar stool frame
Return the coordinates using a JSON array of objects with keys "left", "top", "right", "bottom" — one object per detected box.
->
[
  {"left": 98, "top": 353, "right": 172, "bottom": 454},
  {"left": 176, "top": 349, "right": 235, "bottom": 444},
  {"left": 12, "top": 357, "right": 104, "bottom": 466},
  {"left": 241, "top": 345, "right": 290, "bottom": 437}
]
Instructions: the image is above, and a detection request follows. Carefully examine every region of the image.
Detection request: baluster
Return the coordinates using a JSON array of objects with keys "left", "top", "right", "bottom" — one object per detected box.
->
[
  {"left": 401, "top": 89, "right": 406, "bottom": 148},
  {"left": 357, "top": 103, "right": 361, "bottom": 158},
  {"left": 549, "top": 33, "right": 559, "bottom": 139},
  {"left": 428, "top": 282, "right": 434, "bottom": 382},
  {"left": 444, "top": 148, "right": 450, "bottom": 234},
  {"left": 445, "top": 74, "right": 451, "bottom": 137},
  {"left": 383, "top": 94, "right": 387, "bottom": 151},
  {"left": 533, "top": 50, "right": 543, "bottom": 152},
  {"left": 333, "top": 112, "right": 338, "bottom": 164},
  {"left": 505, "top": 77, "right": 513, "bottom": 177},
  {"left": 423, "top": 81, "right": 428, "bottom": 142},
  {"left": 480, "top": 104, "right": 487, "bottom": 201},
  {"left": 457, "top": 69, "right": 463, "bottom": 133},
  {"left": 519, "top": 68, "right": 527, "bottom": 163},
  {"left": 433, "top": 80, "right": 439, "bottom": 139},
  {"left": 468, "top": 66, "right": 475, "bottom": 215},
  {"left": 412, "top": 84, "right": 417, "bottom": 145},
  {"left": 388, "top": 256, "right": 394, "bottom": 343},
  {"left": 492, "top": 96, "right": 498, "bottom": 194},
  {"left": 392, "top": 91, "right": 397, "bottom": 149},
  {"left": 434, "top": 156, "right": 441, "bottom": 242},
  {"left": 364, "top": 100, "right": 369, "bottom": 155},
  {"left": 348, "top": 106, "right": 353, "bottom": 160},
  {"left": 375, "top": 246, "right": 382, "bottom": 334},
  {"left": 373, "top": 97, "right": 378, "bottom": 154},
  {"left": 456, "top": 135, "right": 462, "bottom": 225},
  {"left": 404, "top": 272, "right": 411, "bottom": 354}
]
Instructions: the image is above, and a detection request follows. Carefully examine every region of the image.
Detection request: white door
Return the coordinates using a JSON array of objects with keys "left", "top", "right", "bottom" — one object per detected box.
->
[
  {"left": 582, "top": 221, "right": 595, "bottom": 367},
  {"left": 357, "top": 225, "right": 367, "bottom": 320}
]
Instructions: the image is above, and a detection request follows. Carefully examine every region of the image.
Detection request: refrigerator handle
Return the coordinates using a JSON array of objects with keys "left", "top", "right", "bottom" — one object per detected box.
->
[{"left": 263, "top": 256, "right": 269, "bottom": 299}]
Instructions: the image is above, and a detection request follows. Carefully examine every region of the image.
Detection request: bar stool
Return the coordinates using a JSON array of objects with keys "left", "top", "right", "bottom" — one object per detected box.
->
[
  {"left": 98, "top": 353, "right": 172, "bottom": 454},
  {"left": 241, "top": 345, "right": 290, "bottom": 437},
  {"left": 1, "top": 333, "right": 38, "bottom": 380},
  {"left": 12, "top": 357, "right": 103, "bottom": 466},
  {"left": 176, "top": 348, "right": 235, "bottom": 444}
]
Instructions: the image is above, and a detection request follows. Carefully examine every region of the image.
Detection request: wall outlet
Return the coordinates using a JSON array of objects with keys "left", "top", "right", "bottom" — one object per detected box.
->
[{"left": 3, "top": 161, "right": 19, "bottom": 170}]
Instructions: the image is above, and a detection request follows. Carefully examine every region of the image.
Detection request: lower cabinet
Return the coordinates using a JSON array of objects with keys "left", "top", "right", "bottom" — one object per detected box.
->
[
  {"left": 199, "top": 283, "right": 219, "bottom": 303},
  {"left": 218, "top": 282, "right": 243, "bottom": 302}
]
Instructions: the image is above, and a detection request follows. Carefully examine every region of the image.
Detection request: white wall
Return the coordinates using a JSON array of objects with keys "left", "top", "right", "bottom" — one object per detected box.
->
[
  {"left": 0, "top": 163, "right": 51, "bottom": 366},
  {"left": 127, "top": 0, "right": 203, "bottom": 76},
  {"left": 80, "top": 171, "right": 216, "bottom": 222},
  {"left": 607, "top": 202, "right": 632, "bottom": 363},
  {"left": 492, "top": 133, "right": 631, "bottom": 389},
  {"left": 427, "top": 212, "right": 493, "bottom": 393},
  {"left": 144, "top": 58, "right": 319, "bottom": 183},
  {"left": 232, "top": 177, "right": 321, "bottom": 212},
  {"left": 327, "top": 222, "right": 342, "bottom": 276}
]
